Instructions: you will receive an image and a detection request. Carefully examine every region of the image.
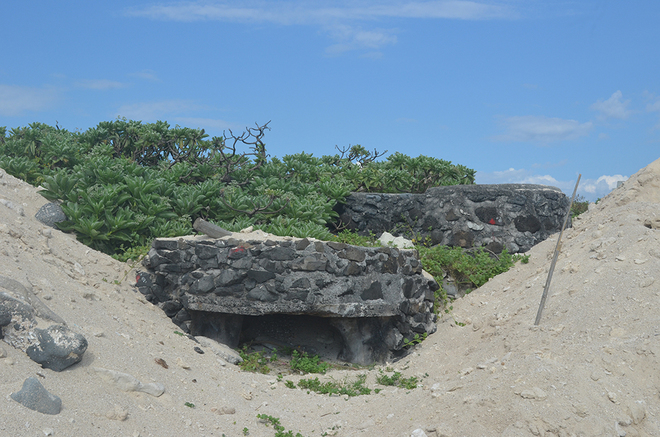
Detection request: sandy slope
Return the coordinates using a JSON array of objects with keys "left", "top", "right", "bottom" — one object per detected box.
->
[{"left": 1, "top": 158, "right": 659, "bottom": 437}]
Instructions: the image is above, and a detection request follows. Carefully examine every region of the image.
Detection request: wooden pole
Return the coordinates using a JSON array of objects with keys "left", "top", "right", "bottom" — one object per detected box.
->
[
  {"left": 193, "top": 218, "right": 232, "bottom": 238},
  {"left": 534, "top": 174, "right": 581, "bottom": 325}
]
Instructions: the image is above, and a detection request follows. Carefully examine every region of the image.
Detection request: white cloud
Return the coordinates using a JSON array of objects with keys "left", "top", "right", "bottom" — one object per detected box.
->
[
  {"left": 477, "top": 167, "right": 626, "bottom": 201},
  {"left": 126, "top": 1, "right": 516, "bottom": 23},
  {"left": 477, "top": 167, "right": 565, "bottom": 187},
  {"left": 126, "top": 1, "right": 517, "bottom": 53},
  {"left": 492, "top": 115, "right": 593, "bottom": 144},
  {"left": 129, "top": 70, "right": 160, "bottom": 81},
  {"left": 76, "top": 79, "right": 127, "bottom": 90},
  {"left": 0, "top": 84, "right": 59, "bottom": 116},
  {"left": 590, "top": 90, "right": 632, "bottom": 119},
  {"left": 116, "top": 100, "right": 208, "bottom": 121},
  {"left": 325, "top": 24, "right": 397, "bottom": 54},
  {"left": 581, "top": 174, "right": 627, "bottom": 197},
  {"left": 647, "top": 99, "right": 660, "bottom": 112}
]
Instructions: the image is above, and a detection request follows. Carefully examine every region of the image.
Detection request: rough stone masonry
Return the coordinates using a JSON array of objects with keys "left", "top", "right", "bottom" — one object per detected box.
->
[
  {"left": 337, "top": 183, "right": 571, "bottom": 253},
  {"left": 137, "top": 235, "right": 438, "bottom": 364}
]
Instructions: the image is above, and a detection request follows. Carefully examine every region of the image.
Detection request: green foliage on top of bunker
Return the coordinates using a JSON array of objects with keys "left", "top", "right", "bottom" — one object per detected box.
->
[{"left": 0, "top": 120, "right": 475, "bottom": 259}]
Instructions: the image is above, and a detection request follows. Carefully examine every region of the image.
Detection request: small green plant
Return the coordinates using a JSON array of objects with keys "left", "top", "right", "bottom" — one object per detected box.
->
[
  {"left": 402, "top": 332, "right": 427, "bottom": 348},
  {"left": 376, "top": 370, "right": 418, "bottom": 389},
  {"left": 289, "top": 350, "right": 330, "bottom": 374},
  {"left": 417, "top": 245, "right": 527, "bottom": 312},
  {"left": 570, "top": 195, "right": 589, "bottom": 218},
  {"left": 239, "top": 347, "right": 273, "bottom": 374},
  {"left": 112, "top": 243, "right": 151, "bottom": 263},
  {"left": 256, "top": 414, "right": 303, "bottom": 437},
  {"left": 444, "top": 305, "right": 466, "bottom": 326},
  {"left": 285, "top": 380, "right": 296, "bottom": 389},
  {"left": 184, "top": 402, "right": 195, "bottom": 408},
  {"left": 243, "top": 427, "right": 250, "bottom": 435},
  {"left": 334, "top": 229, "right": 380, "bottom": 247},
  {"left": 173, "top": 331, "right": 185, "bottom": 336},
  {"left": 294, "top": 374, "right": 372, "bottom": 397}
]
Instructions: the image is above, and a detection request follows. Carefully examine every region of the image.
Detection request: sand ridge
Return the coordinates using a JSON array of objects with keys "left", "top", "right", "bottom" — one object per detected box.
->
[{"left": 0, "top": 158, "right": 659, "bottom": 436}]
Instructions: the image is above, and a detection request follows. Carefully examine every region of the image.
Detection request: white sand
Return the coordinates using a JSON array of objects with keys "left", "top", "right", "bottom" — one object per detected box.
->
[{"left": 1, "top": 158, "right": 659, "bottom": 437}]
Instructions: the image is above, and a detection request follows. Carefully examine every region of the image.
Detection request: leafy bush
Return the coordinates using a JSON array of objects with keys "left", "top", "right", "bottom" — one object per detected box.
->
[
  {"left": 417, "top": 245, "right": 528, "bottom": 310},
  {"left": 570, "top": 195, "right": 589, "bottom": 218},
  {"left": 289, "top": 350, "right": 330, "bottom": 374},
  {"left": 0, "top": 120, "right": 475, "bottom": 260},
  {"left": 238, "top": 347, "right": 275, "bottom": 374}
]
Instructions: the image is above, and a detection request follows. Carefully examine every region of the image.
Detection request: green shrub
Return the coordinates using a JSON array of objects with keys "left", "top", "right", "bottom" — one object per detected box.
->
[
  {"left": 0, "top": 120, "right": 475, "bottom": 261},
  {"left": 238, "top": 347, "right": 274, "bottom": 374},
  {"left": 570, "top": 195, "right": 589, "bottom": 218},
  {"left": 417, "top": 245, "right": 528, "bottom": 310},
  {"left": 289, "top": 351, "right": 330, "bottom": 374}
]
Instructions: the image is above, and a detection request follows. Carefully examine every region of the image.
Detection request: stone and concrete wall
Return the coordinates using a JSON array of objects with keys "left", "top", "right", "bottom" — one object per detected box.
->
[
  {"left": 137, "top": 234, "right": 438, "bottom": 364},
  {"left": 336, "top": 184, "right": 571, "bottom": 253}
]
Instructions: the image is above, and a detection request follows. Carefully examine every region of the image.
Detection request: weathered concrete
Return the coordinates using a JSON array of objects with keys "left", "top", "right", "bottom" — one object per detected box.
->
[
  {"left": 137, "top": 235, "right": 438, "bottom": 364},
  {"left": 336, "top": 184, "right": 571, "bottom": 253}
]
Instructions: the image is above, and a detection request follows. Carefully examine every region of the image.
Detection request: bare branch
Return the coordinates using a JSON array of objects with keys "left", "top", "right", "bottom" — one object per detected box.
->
[{"left": 217, "top": 190, "right": 289, "bottom": 218}]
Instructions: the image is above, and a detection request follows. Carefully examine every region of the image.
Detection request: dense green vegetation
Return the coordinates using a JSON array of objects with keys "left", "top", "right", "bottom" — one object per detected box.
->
[
  {"left": 0, "top": 120, "right": 475, "bottom": 259},
  {"left": 0, "top": 119, "right": 528, "bottom": 314}
]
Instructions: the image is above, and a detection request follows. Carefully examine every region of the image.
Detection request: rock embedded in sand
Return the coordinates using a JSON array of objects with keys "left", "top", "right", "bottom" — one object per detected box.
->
[
  {"left": 211, "top": 406, "right": 235, "bottom": 415},
  {"left": 10, "top": 377, "right": 62, "bottom": 415},
  {"left": 34, "top": 202, "right": 67, "bottom": 228},
  {"left": 106, "top": 404, "right": 129, "bottom": 421},
  {"left": 626, "top": 400, "right": 647, "bottom": 425},
  {"left": 26, "top": 325, "right": 88, "bottom": 371}
]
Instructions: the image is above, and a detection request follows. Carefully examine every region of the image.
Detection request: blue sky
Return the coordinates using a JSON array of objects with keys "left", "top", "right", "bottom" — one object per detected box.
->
[{"left": 2, "top": 1, "right": 659, "bottom": 201}]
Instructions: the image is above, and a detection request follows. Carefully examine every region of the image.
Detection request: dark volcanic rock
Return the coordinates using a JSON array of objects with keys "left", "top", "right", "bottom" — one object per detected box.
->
[
  {"left": 11, "top": 377, "right": 62, "bottom": 415},
  {"left": 35, "top": 202, "right": 67, "bottom": 228},
  {"left": 336, "top": 184, "right": 570, "bottom": 253},
  {"left": 26, "top": 325, "right": 88, "bottom": 371}
]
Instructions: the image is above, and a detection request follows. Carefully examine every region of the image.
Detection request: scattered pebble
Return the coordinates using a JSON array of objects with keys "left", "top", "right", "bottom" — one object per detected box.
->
[
  {"left": 639, "top": 277, "right": 655, "bottom": 288},
  {"left": 106, "top": 405, "right": 129, "bottom": 421},
  {"left": 460, "top": 367, "right": 474, "bottom": 376},
  {"left": 626, "top": 400, "right": 647, "bottom": 425},
  {"left": 176, "top": 357, "right": 190, "bottom": 369},
  {"left": 519, "top": 387, "right": 547, "bottom": 400},
  {"left": 211, "top": 406, "right": 235, "bottom": 415}
]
